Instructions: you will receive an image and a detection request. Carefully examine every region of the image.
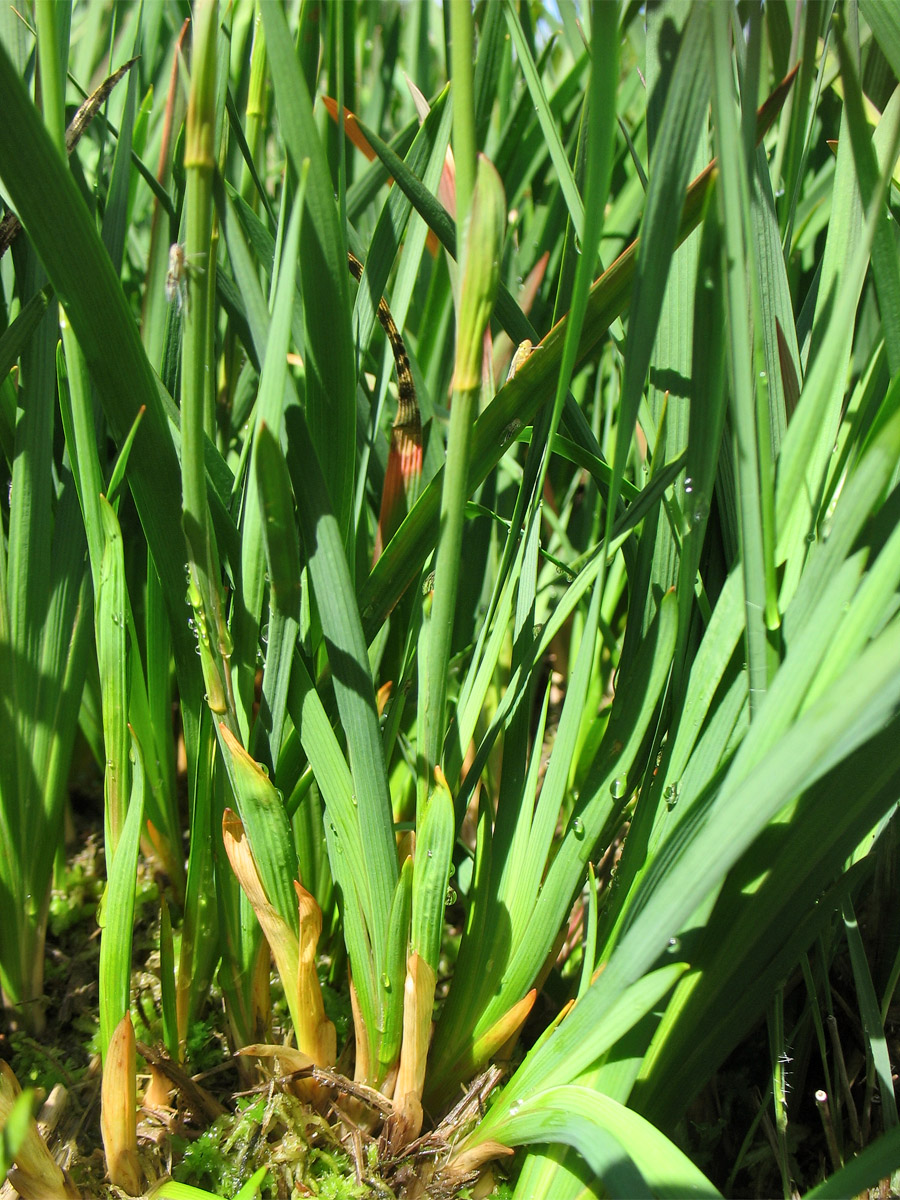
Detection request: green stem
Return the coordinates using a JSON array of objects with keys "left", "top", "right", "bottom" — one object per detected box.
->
[
  {"left": 422, "top": 157, "right": 505, "bottom": 800},
  {"left": 450, "top": 0, "right": 476, "bottom": 231},
  {"left": 182, "top": 0, "right": 235, "bottom": 727},
  {"left": 35, "top": 0, "right": 66, "bottom": 153}
]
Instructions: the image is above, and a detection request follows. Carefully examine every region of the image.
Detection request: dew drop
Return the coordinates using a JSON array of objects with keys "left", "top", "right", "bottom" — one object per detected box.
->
[
  {"left": 444, "top": 885, "right": 457, "bottom": 906},
  {"left": 381, "top": 973, "right": 391, "bottom": 991},
  {"left": 571, "top": 817, "right": 585, "bottom": 838},
  {"left": 609, "top": 776, "right": 626, "bottom": 800},
  {"left": 664, "top": 781, "right": 681, "bottom": 810}
]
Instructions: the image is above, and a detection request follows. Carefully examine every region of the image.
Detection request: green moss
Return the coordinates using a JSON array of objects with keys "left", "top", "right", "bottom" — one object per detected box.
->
[
  {"left": 172, "top": 1092, "right": 367, "bottom": 1199},
  {"left": 7, "top": 1032, "right": 86, "bottom": 1092}
]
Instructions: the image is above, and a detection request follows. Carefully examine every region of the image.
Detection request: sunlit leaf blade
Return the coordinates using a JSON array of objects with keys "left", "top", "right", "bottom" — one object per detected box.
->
[
  {"left": 261, "top": 0, "right": 356, "bottom": 536},
  {"left": 0, "top": 36, "right": 200, "bottom": 698},
  {"left": 461, "top": 1085, "right": 720, "bottom": 1200}
]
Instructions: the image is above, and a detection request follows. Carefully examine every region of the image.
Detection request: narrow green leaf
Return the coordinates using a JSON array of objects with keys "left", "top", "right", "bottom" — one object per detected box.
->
[
  {"left": 502, "top": 0, "right": 585, "bottom": 243},
  {"left": 842, "top": 896, "right": 899, "bottom": 1127},
  {"left": 801, "top": 1124, "right": 900, "bottom": 1198},
  {"left": 233, "top": 176, "right": 306, "bottom": 727},
  {"left": 99, "top": 731, "right": 146, "bottom": 1059},
  {"left": 610, "top": 5, "right": 709, "bottom": 537},
  {"left": 379, "top": 857, "right": 413, "bottom": 1075},
  {"left": 422, "top": 154, "right": 505, "bottom": 785},
  {"left": 285, "top": 409, "right": 397, "bottom": 915},
  {"left": 860, "top": 0, "right": 900, "bottom": 83},
  {"left": 0, "top": 1087, "right": 33, "bottom": 1179},
  {"left": 411, "top": 775, "right": 454, "bottom": 972},
  {"left": 217, "top": 725, "right": 300, "bottom": 942},
  {"left": 481, "top": 1085, "right": 720, "bottom": 1199},
  {"left": 0, "top": 36, "right": 201, "bottom": 711},
  {"left": 261, "top": 0, "right": 355, "bottom": 535},
  {"left": 255, "top": 426, "right": 301, "bottom": 770}
]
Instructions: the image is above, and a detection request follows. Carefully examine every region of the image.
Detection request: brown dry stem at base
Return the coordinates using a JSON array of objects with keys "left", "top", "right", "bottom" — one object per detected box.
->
[
  {"left": 222, "top": 1049, "right": 510, "bottom": 1197},
  {"left": 136, "top": 1041, "right": 227, "bottom": 1125},
  {"left": 0, "top": 1061, "right": 81, "bottom": 1199},
  {"left": 386, "top": 1066, "right": 510, "bottom": 1198},
  {"left": 294, "top": 882, "right": 338, "bottom": 1069},
  {"left": 383, "top": 953, "right": 437, "bottom": 1154},
  {"left": 100, "top": 1013, "right": 142, "bottom": 1195}
]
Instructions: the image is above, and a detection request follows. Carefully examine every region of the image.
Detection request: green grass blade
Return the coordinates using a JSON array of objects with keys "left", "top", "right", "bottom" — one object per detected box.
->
[
  {"left": 217, "top": 726, "right": 300, "bottom": 944},
  {"left": 470, "top": 964, "right": 686, "bottom": 1137},
  {"left": 489, "top": 1085, "right": 720, "bottom": 1200},
  {"left": 860, "top": 0, "right": 900, "bottom": 86},
  {"left": 283, "top": 405, "right": 398, "bottom": 1073},
  {"left": 842, "top": 896, "right": 899, "bottom": 1128},
  {"left": 801, "top": 1124, "right": 900, "bottom": 1198},
  {"left": 617, "top": 0, "right": 706, "bottom": 689},
  {"left": 232, "top": 177, "right": 305, "bottom": 728},
  {"left": 422, "top": 154, "right": 505, "bottom": 785},
  {"left": 254, "top": 426, "right": 301, "bottom": 771},
  {"left": 285, "top": 409, "right": 397, "bottom": 899},
  {"left": 832, "top": 24, "right": 900, "bottom": 377},
  {"left": 498, "top": 604, "right": 900, "bottom": 1114},
  {"left": 261, "top": 0, "right": 356, "bottom": 537},
  {"left": 411, "top": 773, "right": 454, "bottom": 973},
  {"left": 0, "top": 285, "right": 53, "bottom": 400},
  {"left": 0, "top": 35, "right": 201, "bottom": 710},
  {"left": 96, "top": 497, "right": 131, "bottom": 862},
  {"left": 351, "top": 86, "right": 451, "bottom": 362},
  {"left": 775, "top": 55, "right": 900, "bottom": 590},
  {"left": 609, "top": 4, "right": 709, "bottom": 536},
  {"left": 380, "top": 856, "right": 413, "bottom": 1075},
  {"left": 502, "top": 0, "right": 584, "bottom": 243},
  {"left": 709, "top": 2, "right": 772, "bottom": 711},
  {"left": 98, "top": 730, "right": 146, "bottom": 1058},
  {"left": 488, "top": 588, "right": 678, "bottom": 1020}
]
